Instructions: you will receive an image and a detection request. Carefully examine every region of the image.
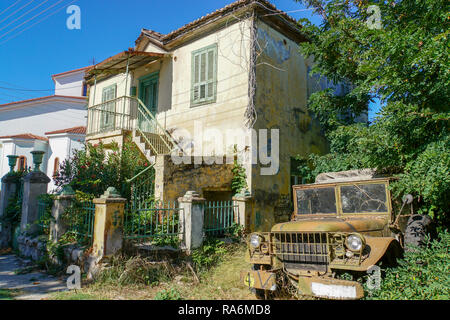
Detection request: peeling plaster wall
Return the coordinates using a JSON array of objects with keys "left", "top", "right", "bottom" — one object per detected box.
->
[
  {"left": 152, "top": 19, "right": 252, "bottom": 155},
  {"left": 154, "top": 155, "right": 234, "bottom": 203},
  {"left": 250, "top": 20, "right": 329, "bottom": 231}
]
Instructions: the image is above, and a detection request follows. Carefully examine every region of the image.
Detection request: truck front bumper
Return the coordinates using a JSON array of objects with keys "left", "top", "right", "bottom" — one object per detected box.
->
[
  {"left": 240, "top": 269, "right": 277, "bottom": 291},
  {"left": 298, "top": 276, "right": 364, "bottom": 300}
]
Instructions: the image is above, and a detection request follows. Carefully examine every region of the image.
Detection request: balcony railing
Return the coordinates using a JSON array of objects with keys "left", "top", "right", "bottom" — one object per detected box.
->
[
  {"left": 87, "top": 96, "right": 137, "bottom": 136},
  {"left": 87, "top": 95, "right": 178, "bottom": 156}
]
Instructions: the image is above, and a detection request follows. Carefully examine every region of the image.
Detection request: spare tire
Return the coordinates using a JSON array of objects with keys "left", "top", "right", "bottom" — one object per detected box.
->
[{"left": 404, "top": 214, "right": 432, "bottom": 248}]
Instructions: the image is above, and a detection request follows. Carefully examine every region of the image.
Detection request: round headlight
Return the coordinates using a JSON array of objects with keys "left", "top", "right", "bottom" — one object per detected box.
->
[
  {"left": 250, "top": 234, "right": 262, "bottom": 248},
  {"left": 346, "top": 234, "right": 363, "bottom": 251}
]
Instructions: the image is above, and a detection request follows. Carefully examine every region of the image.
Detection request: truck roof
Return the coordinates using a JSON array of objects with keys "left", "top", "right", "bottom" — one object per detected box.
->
[{"left": 313, "top": 169, "right": 392, "bottom": 184}]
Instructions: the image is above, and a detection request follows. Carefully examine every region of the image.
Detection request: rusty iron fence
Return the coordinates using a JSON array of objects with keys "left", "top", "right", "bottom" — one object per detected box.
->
[
  {"left": 123, "top": 201, "right": 184, "bottom": 242},
  {"left": 204, "top": 201, "right": 239, "bottom": 236}
]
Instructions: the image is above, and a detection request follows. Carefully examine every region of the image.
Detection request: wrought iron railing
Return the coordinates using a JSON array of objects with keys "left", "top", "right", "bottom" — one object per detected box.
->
[
  {"left": 37, "top": 199, "right": 51, "bottom": 233},
  {"left": 86, "top": 95, "right": 178, "bottom": 157},
  {"left": 124, "top": 200, "right": 183, "bottom": 241},
  {"left": 204, "top": 201, "right": 239, "bottom": 236},
  {"left": 124, "top": 164, "right": 156, "bottom": 211},
  {"left": 135, "top": 97, "right": 176, "bottom": 155},
  {"left": 86, "top": 96, "right": 137, "bottom": 136},
  {"left": 64, "top": 201, "right": 96, "bottom": 245}
]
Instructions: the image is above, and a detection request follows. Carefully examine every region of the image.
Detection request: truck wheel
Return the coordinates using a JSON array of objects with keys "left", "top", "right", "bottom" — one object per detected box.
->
[
  {"left": 251, "top": 264, "right": 267, "bottom": 300},
  {"left": 404, "top": 214, "right": 432, "bottom": 248}
]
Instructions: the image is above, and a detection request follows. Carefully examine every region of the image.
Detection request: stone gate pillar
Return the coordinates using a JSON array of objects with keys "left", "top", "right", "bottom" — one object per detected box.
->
[
  {"left": 92, "top": 187, "right": 126, "bottom": 258},
  {"left": 50, "top": 185, "right": 75, "bottom": 243},
  {"left": 232, "top": 189, "right": 254, "bottom": 233},
  {"left": 0, "top": 155, "right": 20, "bottom": 247},
  {"left": 178, "top": 190, "right": 205, "bottom": 253},
  {"left": 20, "top": 151, "right": 50, "bottom": 234}
]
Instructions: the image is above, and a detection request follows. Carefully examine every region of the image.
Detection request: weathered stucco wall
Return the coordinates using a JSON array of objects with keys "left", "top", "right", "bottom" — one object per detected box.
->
[
  {"left": 150, "top": 19, "right": 252, "bottom": 159},
  {"left": 154, "top": 155, "right": 234, "bottom": 203},
  {"left": 250, "top": 20, "right": 329, "bottom": 232}
]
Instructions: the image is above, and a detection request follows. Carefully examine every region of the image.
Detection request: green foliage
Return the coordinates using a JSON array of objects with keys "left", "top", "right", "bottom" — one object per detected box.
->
[
  {"left": 225, "top": 223, "right": 245, "bottom": 242},
  {"left": 366, "top": 231, "right": 450, "bottom": 300},
  {"left": 231, "top": 159, "right": 248, "bottom": 195},
  {"left": 295, "top": 0, "right": 449, "bottom": 228},
  {"left": 191, "top": 239, "right": 228, "bottom": 273},
  {"left": 154, "top": 288, "right": 182, "bottom": 300},
  {"left": 53, "top": 139, "right": 148, "bottom": 198}
]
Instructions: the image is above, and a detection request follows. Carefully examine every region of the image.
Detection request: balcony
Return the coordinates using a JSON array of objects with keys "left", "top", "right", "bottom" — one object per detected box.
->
[{"left": 86, "top": 95, "right": 176, "bottom": 157}]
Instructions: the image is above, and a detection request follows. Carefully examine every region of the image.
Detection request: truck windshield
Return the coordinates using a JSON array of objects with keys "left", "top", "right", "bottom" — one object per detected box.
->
[
  {"left": 340, "top": 183, "right": 388, "bottom": 213},
  {"left": 296, "top": 187, "right": 337, "bottom": 214}
]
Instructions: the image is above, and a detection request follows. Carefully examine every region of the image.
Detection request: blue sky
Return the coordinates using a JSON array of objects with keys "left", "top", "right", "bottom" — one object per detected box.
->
[{"left": 0, "top": 0, "right": 380, "bottom": 119}]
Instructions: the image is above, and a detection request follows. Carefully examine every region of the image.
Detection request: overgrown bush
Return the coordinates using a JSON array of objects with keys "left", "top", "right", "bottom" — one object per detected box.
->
[
  {"left": 366, "top": 231, "right": 450, "bottom": 300},
  {"left": 53, "top": 140, "right": 149, "bottom": 199},
  {"left": 191, "top": 239, "right": 229, "bottom": 274},
  {"left": 231, "top": 159, "right": 248, "bottom": 195}
]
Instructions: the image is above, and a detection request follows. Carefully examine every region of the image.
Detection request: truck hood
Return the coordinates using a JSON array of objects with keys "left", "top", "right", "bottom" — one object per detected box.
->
[{"left": 271, "top": 216, "right": 388, "bottom": 233}]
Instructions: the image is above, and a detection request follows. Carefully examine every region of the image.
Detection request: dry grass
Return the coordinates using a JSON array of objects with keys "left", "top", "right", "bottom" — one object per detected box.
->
[{"left": 50, "top": 243, "right": 256, "bottom": 300}]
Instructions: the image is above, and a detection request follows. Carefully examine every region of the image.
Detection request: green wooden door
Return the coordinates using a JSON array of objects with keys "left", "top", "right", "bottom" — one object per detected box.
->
[{"left": 139, "top": 72, "right": 159, "bottom": 115}]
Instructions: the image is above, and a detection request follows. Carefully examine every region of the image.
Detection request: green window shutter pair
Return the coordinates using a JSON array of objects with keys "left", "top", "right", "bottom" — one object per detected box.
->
[
  {"left": 191, "top": 43, "right": 218, "bottom": 106},
  {"left": 100, "top": 84, "right": 117, "bottom": 130}
]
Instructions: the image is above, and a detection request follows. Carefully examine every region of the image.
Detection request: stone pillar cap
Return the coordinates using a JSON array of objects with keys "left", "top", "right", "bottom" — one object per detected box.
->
[
  {"left": 101, "top": 187, "right": 122, "bottom": 199},
  {"left": 178, "top": 190, "right": 205, "bottom": 202}
]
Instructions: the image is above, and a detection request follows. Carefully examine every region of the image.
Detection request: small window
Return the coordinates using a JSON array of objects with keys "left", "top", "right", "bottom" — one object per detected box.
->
[
  {"left": 191, "top": 44, "right": 218, "bottom": 106},
  {"left": 101, "top": 84, "right": 117, "bottom": 130},
  {"left": 18, "top": 156, "right": 27, "bottom": 171},
  {"left": 53, "top": 157, "right": 60, "bottom": 177}
]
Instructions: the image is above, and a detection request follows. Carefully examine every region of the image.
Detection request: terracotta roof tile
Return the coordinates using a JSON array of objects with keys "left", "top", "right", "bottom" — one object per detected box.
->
[
  {"left": 137, "top": 0, "right": 301, "bottom": 46},
  {"left": 45, "top": 126, "right": 86, "bottom": 135},
  {"left": 0, "top": 133, "right": 48, "bottom": 141}
]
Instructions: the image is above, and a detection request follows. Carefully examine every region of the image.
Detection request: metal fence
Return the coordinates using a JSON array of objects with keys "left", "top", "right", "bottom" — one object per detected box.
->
[
  {"left": 204, "top": 201, "right": 239, "bottom": 236},
  {"left": 64, "top": 201, "right": 96, "bottom": 245},
  {"left": 37, "top": 199, "right": 51, "bottom": 233},
  {"left": 124, "top": 201, "right": 183, "bottom": 241}
]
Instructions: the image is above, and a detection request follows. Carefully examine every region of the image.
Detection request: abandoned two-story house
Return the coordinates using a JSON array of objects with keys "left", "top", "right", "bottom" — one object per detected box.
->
[{"left": 83, "top": 0, "right": 349, "bottom": 231}]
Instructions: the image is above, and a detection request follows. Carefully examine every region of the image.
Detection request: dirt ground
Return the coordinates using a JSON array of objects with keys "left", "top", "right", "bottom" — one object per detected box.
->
[{"left": 0, "top": 253, "right": 67, "bottom": 300}]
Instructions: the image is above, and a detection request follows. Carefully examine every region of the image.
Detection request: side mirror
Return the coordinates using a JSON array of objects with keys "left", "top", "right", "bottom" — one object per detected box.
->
[{"left": 402, "top": 194, "right": 413, "bottom": 205}]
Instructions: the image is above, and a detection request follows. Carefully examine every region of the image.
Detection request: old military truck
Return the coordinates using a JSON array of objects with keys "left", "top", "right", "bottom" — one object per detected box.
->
[{"left": 241, "top": 169, "right": 432, "bottom": 300}]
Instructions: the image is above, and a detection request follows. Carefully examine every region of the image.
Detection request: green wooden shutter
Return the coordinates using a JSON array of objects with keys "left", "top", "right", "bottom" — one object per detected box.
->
[
  {"left": 101, "top": 84, "right": 117, "bottom": 130},
  {"left": 191, "top": 44, "right": 217, "bottom": 106}
]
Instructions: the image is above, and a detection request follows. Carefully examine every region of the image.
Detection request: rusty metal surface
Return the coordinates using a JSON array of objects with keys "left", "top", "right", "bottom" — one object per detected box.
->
[
  {"left": 272, "top": 216, "right": 388, "bottom": 233},
  {"left": 240, "top": 269, "right": 277, "bottom": 291}
]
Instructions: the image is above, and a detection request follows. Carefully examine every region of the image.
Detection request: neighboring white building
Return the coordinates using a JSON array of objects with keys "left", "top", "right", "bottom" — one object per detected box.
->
[{"left": 0, "top": 67, "right": 89, "bottom": 192}]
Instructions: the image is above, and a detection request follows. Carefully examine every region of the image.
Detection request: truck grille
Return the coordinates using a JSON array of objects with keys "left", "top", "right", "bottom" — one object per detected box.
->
[{"left": 271, "top": 232, "right": 329, "bottom": 271}]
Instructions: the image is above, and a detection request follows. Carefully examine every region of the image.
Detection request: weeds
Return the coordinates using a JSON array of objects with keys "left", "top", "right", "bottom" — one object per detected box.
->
[
  {"left": 96, "top": 255, "right": 175, "bottom": 287},
  {"left": 154, "top": 288, "right": 182, "bottom": 300},
  {"left": 365, "top": 231, "right": 449, "bottom": 300}
]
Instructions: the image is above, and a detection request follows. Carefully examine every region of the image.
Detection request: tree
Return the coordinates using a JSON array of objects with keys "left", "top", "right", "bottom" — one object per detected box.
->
[{"left": 295, "top": 0, "right": 449, "bottom": 227}]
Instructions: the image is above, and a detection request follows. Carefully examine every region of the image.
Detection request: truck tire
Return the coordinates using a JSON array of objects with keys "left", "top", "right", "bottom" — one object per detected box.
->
[
  {"left": 251, "top": 264, "right": 266, "bottom": 299},
  {"left": 404, "top": 214, "right": 432, "bottom": 248}
]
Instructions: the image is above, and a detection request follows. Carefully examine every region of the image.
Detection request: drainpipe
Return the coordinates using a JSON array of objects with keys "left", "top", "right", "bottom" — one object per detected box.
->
[{"left": 124, "top": 55, "right": 130, "bottom": 133}]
